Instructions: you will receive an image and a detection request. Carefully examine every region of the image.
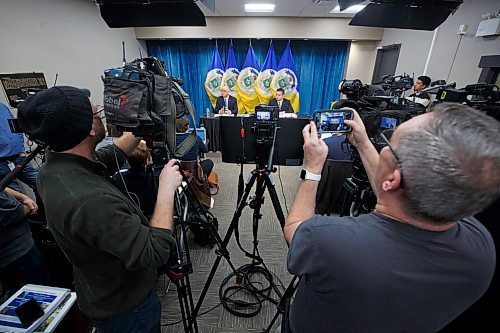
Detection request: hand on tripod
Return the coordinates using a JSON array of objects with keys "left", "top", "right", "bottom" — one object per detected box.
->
[
  {"left": 150, "top": 159, "right": 183, "bottom": 231},
  {"left": 157, "top": 159, "right": 183, "bottom": 198}
]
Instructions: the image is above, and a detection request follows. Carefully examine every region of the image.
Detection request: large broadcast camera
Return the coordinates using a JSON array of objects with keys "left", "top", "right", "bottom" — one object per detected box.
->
[
  {"left": 332, "top": 77, "right": 425, "bottom": 215},
  {"left": 102, "top": 46, "right": 197, "bottom": 160},
  {"left": 378, "top": 73, "right": 414, "bottom": 96},
  {"left": 434, "top": 83, "right": 500, "bottom": 121}
]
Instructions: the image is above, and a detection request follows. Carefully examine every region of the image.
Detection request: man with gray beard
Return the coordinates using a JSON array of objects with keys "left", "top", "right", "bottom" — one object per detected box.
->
[{"left": 285, "top": 103, "right": 499, "bottom": 333}]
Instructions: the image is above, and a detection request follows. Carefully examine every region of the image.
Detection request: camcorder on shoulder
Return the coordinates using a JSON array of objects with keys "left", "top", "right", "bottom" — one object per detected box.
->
[{"left": 102, "top": 51, "right": 197, "bottom": 160}]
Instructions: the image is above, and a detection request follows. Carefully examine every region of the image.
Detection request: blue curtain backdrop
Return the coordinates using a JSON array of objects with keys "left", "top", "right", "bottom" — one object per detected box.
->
[{"left": 147, "top": 39, "right": 348, "bottom": 123}]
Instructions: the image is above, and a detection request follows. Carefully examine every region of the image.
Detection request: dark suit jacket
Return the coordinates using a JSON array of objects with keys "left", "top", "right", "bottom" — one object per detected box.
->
[
  {"left": 268, "top": 98, "right": 294, "bottom": 113},
  {"left": 215, "top": 96, "right": 238, "bottom": 115}
]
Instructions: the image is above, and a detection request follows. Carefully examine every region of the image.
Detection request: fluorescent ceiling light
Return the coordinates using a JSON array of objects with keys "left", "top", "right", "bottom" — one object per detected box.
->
[
  {"left": 330, "top": 5, "right": 366, "bottom": 14},
  {"left": 245, "top": 3, "right": 275, "bottom": 13}
]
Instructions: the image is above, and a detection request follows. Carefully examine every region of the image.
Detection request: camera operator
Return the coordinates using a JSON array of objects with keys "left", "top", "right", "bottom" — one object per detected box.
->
[
  {"left": 17, "top": 86, "right": 182, "bottom": 333},
  {"left": 406, "top": 75, "right": 432, "bottom": 107},
  {"left": 284, "top": 103, "right": 499, "bottom": 333}
]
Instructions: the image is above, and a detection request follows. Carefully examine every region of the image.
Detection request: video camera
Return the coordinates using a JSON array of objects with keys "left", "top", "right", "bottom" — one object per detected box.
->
[
  {"left": 379, "top": 73, "right": 414, "bottom": 95},
  {"left": 253, "top": 105, "right": 279, "bottom": 143},
  {"left": 435, "top": 83, "right": 499, "bottom": 107},
  {"left": 102, "top": 43, "right": 197, "bottom": 160},
  {"left": 332, "top": 77, "right": 423, "bottom": 212}
]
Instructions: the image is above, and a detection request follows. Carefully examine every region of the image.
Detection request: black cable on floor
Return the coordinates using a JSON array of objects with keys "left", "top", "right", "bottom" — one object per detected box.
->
[
  {"left": 160, "top": 301, "right": 223, "bottom": 327},
  {"left": 218, "top": 262, "right": 284, "bottom": 318}
]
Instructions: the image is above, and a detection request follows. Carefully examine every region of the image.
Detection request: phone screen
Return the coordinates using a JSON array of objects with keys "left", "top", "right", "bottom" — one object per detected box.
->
[
  {"left": 380, "top": 116, "right": 398, "bottom": 129},
  {"left": 315, "top": 111, "right": 352, "bottom": 133}
]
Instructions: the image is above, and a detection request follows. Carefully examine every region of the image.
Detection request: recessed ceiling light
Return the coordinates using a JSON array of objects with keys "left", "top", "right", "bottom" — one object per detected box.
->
[
  {"left": 330, "top": 5, "right": 366, "bottom": 14},
  {"left": 245, "top": 3, "right": 275, "bottom": 13}
]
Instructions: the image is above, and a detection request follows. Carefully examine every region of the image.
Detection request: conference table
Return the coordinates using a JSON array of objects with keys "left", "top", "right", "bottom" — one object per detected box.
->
[{"left": 200, "top": 114, "right": 311, "bottom": 153}]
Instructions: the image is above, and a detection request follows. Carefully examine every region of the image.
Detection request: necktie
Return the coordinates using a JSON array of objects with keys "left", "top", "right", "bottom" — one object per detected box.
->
[
  {"left": 225, "top": 98, "right": 228, "bottom": 108},
  {"left": 278, "top": 100, "right": 282, "bottom": 110}
]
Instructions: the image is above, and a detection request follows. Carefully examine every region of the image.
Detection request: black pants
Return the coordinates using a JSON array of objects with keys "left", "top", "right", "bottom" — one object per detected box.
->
[{"left": 0, "top": 245, "right": 47, "bottom": 293}]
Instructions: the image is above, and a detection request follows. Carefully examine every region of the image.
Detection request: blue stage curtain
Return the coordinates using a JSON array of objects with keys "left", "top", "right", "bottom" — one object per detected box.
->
[{"left": 147, "top": 39, "right": 348, "bottom": 123}]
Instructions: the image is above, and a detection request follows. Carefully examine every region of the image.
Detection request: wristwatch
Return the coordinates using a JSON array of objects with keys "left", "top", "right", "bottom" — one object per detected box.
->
[{"left": 300, "top": 169, "right": 321, "bottom": 181}]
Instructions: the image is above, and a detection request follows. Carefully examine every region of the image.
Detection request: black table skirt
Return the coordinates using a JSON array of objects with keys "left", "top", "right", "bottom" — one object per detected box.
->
[
  {"left": 200, "top": 115, "right": 311, "bottom": 153},
  {"left": 200, "top": 116, "right": 220, "bottom": 152}
]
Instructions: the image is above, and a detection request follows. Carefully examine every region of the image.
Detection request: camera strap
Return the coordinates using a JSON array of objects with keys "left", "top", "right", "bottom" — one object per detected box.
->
[{"left": 166, "top": 80, "right": 197, "bottom": 158}]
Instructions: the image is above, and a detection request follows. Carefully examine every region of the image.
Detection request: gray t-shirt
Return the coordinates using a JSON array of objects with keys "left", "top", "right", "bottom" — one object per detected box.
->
[{"left": 287, "top": 212, "right": 495, "bottom": 333}]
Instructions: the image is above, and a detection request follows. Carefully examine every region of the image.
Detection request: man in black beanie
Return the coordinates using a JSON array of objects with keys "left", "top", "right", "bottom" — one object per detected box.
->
[{"left": 17, "top": 86, "right": 182, "bottom": 333}]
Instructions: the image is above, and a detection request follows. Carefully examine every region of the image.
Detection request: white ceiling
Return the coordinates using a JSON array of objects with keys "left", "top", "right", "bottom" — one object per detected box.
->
[{"left": 196, "top": 0, "right": 367, "bottom": 17}]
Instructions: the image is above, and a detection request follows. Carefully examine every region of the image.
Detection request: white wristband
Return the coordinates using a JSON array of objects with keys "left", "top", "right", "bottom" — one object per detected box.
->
[{"left": 300, "top": 169, "right": 321, "bottom": 181}]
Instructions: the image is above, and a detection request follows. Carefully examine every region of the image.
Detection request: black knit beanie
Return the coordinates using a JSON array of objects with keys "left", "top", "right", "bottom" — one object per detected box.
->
[{"left": 17, "top": 86, "right": 93, "bottom": 152}]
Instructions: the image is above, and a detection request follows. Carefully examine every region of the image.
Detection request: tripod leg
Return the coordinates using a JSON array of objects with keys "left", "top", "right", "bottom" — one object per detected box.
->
[
  {"left": 193, "top": 170, "right": 259, "bottom": 317},
  {"left": 251, "top": 175, "right": 266, "bottom": 260},
  {"left": 263, "top": 173, "right": 286, "bottom": 229},
  {"left": 169, "top": 278, "right": 190, "bottom": 333},
  {"left": 263, "top": 276, "right": 300, "bottom": 333},
  {"left": 184, "top": 274, "right": 199, "bottom": 333}
]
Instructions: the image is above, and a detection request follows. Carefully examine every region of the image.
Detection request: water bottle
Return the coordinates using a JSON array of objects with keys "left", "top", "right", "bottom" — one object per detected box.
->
[{"left": 205, "top": 107, "right": 210, "bottom": 117}]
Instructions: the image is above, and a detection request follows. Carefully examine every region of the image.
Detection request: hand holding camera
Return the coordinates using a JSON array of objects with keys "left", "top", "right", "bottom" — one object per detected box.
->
[{"left": 158, "top": 159, "right": 183, "bottom": 196}]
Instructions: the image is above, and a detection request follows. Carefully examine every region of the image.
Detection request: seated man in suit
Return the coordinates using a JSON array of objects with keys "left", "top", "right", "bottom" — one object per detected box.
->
[
  {"left": 215, "top": 86, "right": 238, "bottom": 115},
  {"left": 268, "top": 88, "right": 294, "bottom": 113}
]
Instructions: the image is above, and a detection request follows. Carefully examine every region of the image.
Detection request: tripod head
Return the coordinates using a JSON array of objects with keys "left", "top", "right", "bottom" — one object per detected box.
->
[{"left": 252, "top": 107, "right": 280, "bottom": 172}]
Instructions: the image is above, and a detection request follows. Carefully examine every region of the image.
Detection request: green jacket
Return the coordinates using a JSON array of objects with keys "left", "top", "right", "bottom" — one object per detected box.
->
[{"left": 37, "top": 145, "right": 175, "bottom": 319}]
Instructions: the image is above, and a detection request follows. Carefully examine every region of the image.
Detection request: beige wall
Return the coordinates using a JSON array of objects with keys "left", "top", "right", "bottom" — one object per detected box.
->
[
  {"left": 345, "top": 41, "right": 378, "bottom": 84},
  {"left": 135, "top": 17, "right": 383, "bottom": 41},
  {"left": 0, "top": 0, "right": 145, "bottom": 109},
  {"left": 377, "top": 0, "right": 500, "bottom": 87}
]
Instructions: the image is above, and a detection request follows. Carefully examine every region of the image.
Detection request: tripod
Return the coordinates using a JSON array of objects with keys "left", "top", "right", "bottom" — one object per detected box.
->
[
  {"left": 340, "top": 176, "right": 375, "bottom": 217},
  {"left": 149, "top": 140, "right": 240, "bottom": 333},
  {"left": 193, "top": 124, "right": 287, "bottom": 322}
]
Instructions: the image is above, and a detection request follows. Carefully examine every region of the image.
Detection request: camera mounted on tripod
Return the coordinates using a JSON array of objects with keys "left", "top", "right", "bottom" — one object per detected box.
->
[
  {"left": 435, "top": 83, "right": 499, "bottom": 110},
  {"left": 379, "top": 73, "right": 414, "bottom": 96},
  {"left": 252, "top": 105, "right": 280, "bottom": 145},
  {"left": 332, "top": 77, "right": 421, "bottom": 215}
]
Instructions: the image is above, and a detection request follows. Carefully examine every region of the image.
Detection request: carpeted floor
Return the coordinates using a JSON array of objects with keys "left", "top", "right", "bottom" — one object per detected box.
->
[{"left": 157, "top": 152, "right": 302, "bottom": 333}]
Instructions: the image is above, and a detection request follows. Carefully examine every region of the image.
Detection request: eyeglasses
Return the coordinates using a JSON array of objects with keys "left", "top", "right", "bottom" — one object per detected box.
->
[
  {"left": 379, "top": 132, "right": 404, "bottom": 188},
  {"left": 93, "top": 107, "right": 105, "bottom": 119}
]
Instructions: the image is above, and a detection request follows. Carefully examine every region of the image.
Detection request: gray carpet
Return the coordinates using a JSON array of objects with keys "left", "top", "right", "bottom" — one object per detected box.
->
[{"left": 158, "top": 152, "right": 302, "bottom": 333}]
